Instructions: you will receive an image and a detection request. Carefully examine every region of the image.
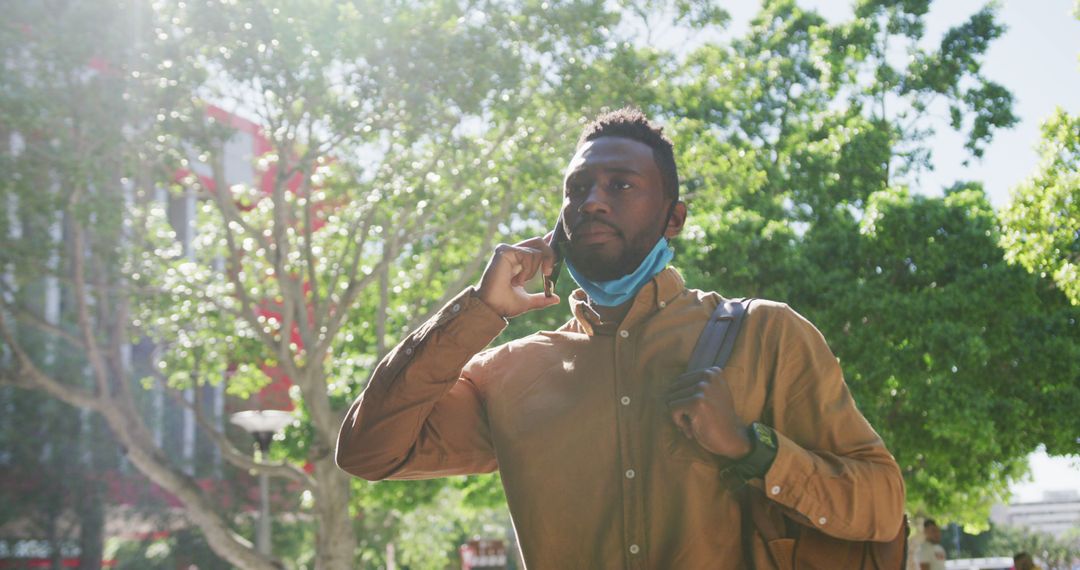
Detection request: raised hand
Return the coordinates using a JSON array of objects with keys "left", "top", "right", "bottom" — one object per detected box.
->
[{"left": 476, "top": 233, "right": 561, "bottom": 318}]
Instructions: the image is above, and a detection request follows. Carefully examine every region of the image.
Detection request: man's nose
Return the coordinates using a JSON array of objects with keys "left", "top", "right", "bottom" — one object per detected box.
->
[{"left": 579, "top": 183, "right": 611, "bottom": 215}]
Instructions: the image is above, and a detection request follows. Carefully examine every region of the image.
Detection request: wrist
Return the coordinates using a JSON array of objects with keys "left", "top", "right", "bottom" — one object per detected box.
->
[
  {"left": 727, "top": 422, "right": 778, "bottom": 481},
  {"left": 728, "top": 425, "right": 754, "bottom": 460},
  {"left": 471, "top": 288, "right": 510, "bottom": 321}
]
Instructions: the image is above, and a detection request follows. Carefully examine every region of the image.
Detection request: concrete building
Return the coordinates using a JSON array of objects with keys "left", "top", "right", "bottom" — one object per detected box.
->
[{"left": 990, "top": 490, "right": 1080, "bottom": 538}]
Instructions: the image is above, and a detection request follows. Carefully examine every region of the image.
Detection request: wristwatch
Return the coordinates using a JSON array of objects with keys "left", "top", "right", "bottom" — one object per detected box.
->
[{"left": 729, "top": 422, "right": 778, "bottom": 481}]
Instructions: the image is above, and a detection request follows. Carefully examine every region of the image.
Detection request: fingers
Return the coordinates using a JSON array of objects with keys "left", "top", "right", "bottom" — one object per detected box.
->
[
  {"left": 516, "top": 235, "right": 558, "bottom": 278},
  {"left": 498, "top": 238, "right": 556, "bottom": 287},
  {"left": 506, "top": 246, "right": 544, "bottom": 287},
  {"left": 524, "top": 291, "right": 560, "bottom": 311},
  {"left": 666, "top": 367, "right": 721, "bottom": 439},
  {"left": 476, "top": 235, "right": 561, "bottom": 319},
  {"left": 665, "top": 368, "right": 748, "bottom": 457},
  {"left": 666, "top": 386, "right": 706, "bottom": 407},
  {"left": 672, "top": 411, "right": 694, "bottom": 440},
  {"left": 667, "top": 367, "right": 721, "bottom": 397}
]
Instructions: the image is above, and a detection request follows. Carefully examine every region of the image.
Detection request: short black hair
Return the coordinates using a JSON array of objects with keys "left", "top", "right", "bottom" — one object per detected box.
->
[
  {"left": 924, "top": 519, "right": 938, "bottom": 528},
  {"left": 1014, "top": 552, "right": 1031, "bottom": 562},
  {"left": 577, "top": 107, "right": 679, "bottom": 203}
]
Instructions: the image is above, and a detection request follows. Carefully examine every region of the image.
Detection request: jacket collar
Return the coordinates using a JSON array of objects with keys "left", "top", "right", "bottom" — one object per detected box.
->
[{"left": 568, "top": 267, "right": 686, "bottom": 336}]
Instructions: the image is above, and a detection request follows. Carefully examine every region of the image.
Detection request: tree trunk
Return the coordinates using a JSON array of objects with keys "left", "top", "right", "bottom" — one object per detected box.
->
[
  {"left": 76, "top": 479, "right": 104, "bottom": 570},
  {"left": 94, "top": 401, "right": 282, "bottom": 570},
  {"left": 312, "top": 455, "right": 357, "bottom": 570}
]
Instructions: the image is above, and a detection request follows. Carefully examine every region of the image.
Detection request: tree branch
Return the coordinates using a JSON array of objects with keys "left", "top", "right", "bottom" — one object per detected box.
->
[
  {"left": 165, "top": 383, "right": 317, "bottom": 489},
  {"left": 207, "top": 154, "right": 301, "bottom": 381},
  {"left": 0, "top": 296, "right": 83, "bottom": 348},
  {"left": 0, "top": 309, "right": 101, "bottom": 410},
  {"left": 402, "top": 191, "right": 511, "bottom": 335},
  {"left": 268, "top": 154, "right": 316, "bottom": 356},
  {"left": 301, "top": 177, "right": 321, "bottom": 325},
  {"left": 68, "top": 190, "right": 113, "bottom": 400},
  {"left": 316, "top": 201, "right": 378, "bottom": 328}
]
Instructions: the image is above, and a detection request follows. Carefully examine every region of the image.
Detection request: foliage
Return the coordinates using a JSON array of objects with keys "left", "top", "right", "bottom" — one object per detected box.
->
[
  {"left": 352, "top": 485, "right": 512, "bottom": 570},
  {"left": 106, "top": 529, "right": 229, "bottom": 570},
  {"left": 117, "top": 0, "right": 687, "bottom": 566},
  {"left": 657, "top": 0, "right": 1076, "bottom": 521},
  {"left": 0, "top": 391, "right": 115, "bottom": 567},
  {"left": 0, "top": 0, "right": 157, "bottom": 566},
  {"left": 808, "top": 186, "right": 1080, "bottom": 518},
  {"left": 1000, "top": 109, "right": 1080, "bottom": 306},
  {"left": 984, "top": 524, "right": 1080, "bottom": 570}
]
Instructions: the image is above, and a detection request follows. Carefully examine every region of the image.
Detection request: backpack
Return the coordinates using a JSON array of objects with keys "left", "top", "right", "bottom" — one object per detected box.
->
[{"left": 688, "top": 298, "right": 909, "bottom": 570}]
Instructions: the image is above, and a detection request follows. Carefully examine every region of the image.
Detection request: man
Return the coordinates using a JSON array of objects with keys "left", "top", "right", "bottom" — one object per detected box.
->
[
  {"left": 1013, "top": 551, "right": 1040, "bottom": 570},
  {"left": 916, "top": 519, "right": 947, "bottom": 570},
  {"left": 337, "top": 108, "right": 905, "bottom": 568}
]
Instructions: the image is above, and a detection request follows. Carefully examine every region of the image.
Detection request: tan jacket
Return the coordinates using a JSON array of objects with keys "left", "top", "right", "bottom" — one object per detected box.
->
[{"left": 337, "top": 268, "right": 905, "bottom": 569}]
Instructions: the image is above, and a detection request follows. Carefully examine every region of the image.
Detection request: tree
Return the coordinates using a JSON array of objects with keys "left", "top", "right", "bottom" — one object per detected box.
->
[
  {"left": 1, "top": 0, "right": 697, "bottom": 568},
  {"left": 809, "top": 185, "right": 1080, "bottom": 519},
  {"left": 1000, "top": 109, "right": 1080, "bottom": 306},
  {"left": 3, "top": 0, "right": 693, "bottom": 565},
  {"left": 984, "top": 524, "right": 1080, "bottom": 570},
  {"left": 660, "top": 0, "right": 1078, "bottom": 521},
  {"left": 0, "top": 2, "right": 172, "bottom": 568}
]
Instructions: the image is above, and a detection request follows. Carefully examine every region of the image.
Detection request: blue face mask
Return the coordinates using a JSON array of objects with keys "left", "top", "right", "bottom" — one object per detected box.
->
[{"left": 565, "top": 237, "right": 674, "bottom": 307}]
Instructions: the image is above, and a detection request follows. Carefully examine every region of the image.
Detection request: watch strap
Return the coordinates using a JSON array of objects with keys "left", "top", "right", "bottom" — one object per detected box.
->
[{"left": 728, "top": 422, "right": 778, "bottom": 481}]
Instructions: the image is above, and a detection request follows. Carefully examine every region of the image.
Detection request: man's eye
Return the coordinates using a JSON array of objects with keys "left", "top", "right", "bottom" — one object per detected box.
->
[{"left": 611, "top": 180, "right": 632, "bottom": 191}]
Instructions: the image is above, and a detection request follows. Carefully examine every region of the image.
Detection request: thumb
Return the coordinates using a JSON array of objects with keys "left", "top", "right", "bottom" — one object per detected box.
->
[
  {"left": 672, "top": 411, "right": 694, "bottom": 440},
  {"left": 524, "top": 292, "right": 560, "bottom": 311}
]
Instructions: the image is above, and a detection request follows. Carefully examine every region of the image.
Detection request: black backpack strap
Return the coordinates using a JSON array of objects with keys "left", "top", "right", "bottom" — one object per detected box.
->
[
  {"left": 687, "top": 298, "right": 753, "bottom": 372},
  {"left": 688, "top": 297, "right": 757, "bottom": 568}
]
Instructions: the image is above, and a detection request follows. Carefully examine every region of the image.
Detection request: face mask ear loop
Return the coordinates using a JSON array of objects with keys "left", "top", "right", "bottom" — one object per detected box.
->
[{"left": 660, "top": 197, "right": 678, "bottom": 241}]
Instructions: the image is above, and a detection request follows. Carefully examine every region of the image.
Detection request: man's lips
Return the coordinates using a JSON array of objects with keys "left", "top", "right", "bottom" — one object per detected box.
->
[{"left": 572, "top": 223, "right": 619, "bottom": 244}]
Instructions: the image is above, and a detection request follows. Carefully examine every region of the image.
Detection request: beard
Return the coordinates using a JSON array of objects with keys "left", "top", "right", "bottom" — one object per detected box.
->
[{"left": 566, "top": 228, "right": 659, "bottom": 282}]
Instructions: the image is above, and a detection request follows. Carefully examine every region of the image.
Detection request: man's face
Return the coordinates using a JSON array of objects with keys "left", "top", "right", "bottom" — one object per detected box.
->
[
  {"left": 560, "top": 136, "right": 683, "bottom": 282},
  {"left": 925, "top": 524, "right": 941, "bottom": 544}
]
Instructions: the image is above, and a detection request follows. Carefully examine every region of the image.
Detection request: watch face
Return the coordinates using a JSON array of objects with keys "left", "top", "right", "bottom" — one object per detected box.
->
[{"left": 753, "top": 423, "right": 776, "bottom": 449}]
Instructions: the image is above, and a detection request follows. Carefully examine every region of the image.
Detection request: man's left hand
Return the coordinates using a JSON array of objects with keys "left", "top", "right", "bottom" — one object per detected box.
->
[{"left": 666, "top": 366, "right": 752, "bottom": 460}]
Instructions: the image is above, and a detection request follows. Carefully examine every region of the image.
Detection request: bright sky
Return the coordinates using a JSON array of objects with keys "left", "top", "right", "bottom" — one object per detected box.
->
[
  {"left": 1010, "top": 447, "right": 1080, "bottom": 503},
  {"left": 716, "top": 1, "right": 1080, "bottom": 505},
  {"left": 903, "top": 0, "right": 1080, "bottom": 209},
  {"left": 721, "top": 0, "right": 1080, "bottom": 209}
]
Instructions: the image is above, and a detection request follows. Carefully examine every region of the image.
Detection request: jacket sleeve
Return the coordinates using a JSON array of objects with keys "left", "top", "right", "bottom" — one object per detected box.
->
[
  {"left": 335, "top": 287, "right": 507, "bottom": 481},
  {"left": 757, "top": 304, "right": 906, "bottom": 542}
]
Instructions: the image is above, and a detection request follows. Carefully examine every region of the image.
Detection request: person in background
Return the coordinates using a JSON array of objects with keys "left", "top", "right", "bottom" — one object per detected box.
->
[
  {"left": 1013, "top": 551, "right": 1040, "bottom": 570},
  {"left": 916, "top": 519, "right": 947, "bottom": 570}
]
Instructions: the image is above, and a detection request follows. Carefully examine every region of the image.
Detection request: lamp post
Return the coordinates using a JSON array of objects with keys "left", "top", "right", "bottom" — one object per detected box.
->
[{"left": 230, "top": 409, "right": 294, "bottom": 556}]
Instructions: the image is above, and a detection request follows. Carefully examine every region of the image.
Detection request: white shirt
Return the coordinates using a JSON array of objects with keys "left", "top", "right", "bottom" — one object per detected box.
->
[{"left": 916, "top": 541, "right": 947, "bottom": 570}]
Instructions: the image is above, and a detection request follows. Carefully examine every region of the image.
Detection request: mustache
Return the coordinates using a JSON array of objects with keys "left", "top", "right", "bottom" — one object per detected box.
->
[{"left": 570, "top": 217, "right": 622, "bottom": 238}]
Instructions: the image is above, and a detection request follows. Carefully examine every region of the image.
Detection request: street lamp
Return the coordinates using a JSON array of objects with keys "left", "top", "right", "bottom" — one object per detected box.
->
[{"left": 230, "top": 409, "right": 294, "bottom": 556}]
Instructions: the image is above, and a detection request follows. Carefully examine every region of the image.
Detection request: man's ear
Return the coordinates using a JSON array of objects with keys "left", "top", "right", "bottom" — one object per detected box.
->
[{"left": 664, "top": 200, "right": 687, "bottom": 239}]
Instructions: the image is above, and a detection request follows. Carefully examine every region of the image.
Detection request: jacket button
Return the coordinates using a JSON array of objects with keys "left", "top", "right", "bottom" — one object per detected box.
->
[
  {"left": 629, "top": 544, "right": 640, "bottom": 554},
  {"left": 818, "top": 517, "right": 827, "bottom": 525},
  {"left": 619, "top": 330, "right": 629, "bottom": 338},
  {"left": 770, "top": 485, "right": 781, "bottom": 495}
]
